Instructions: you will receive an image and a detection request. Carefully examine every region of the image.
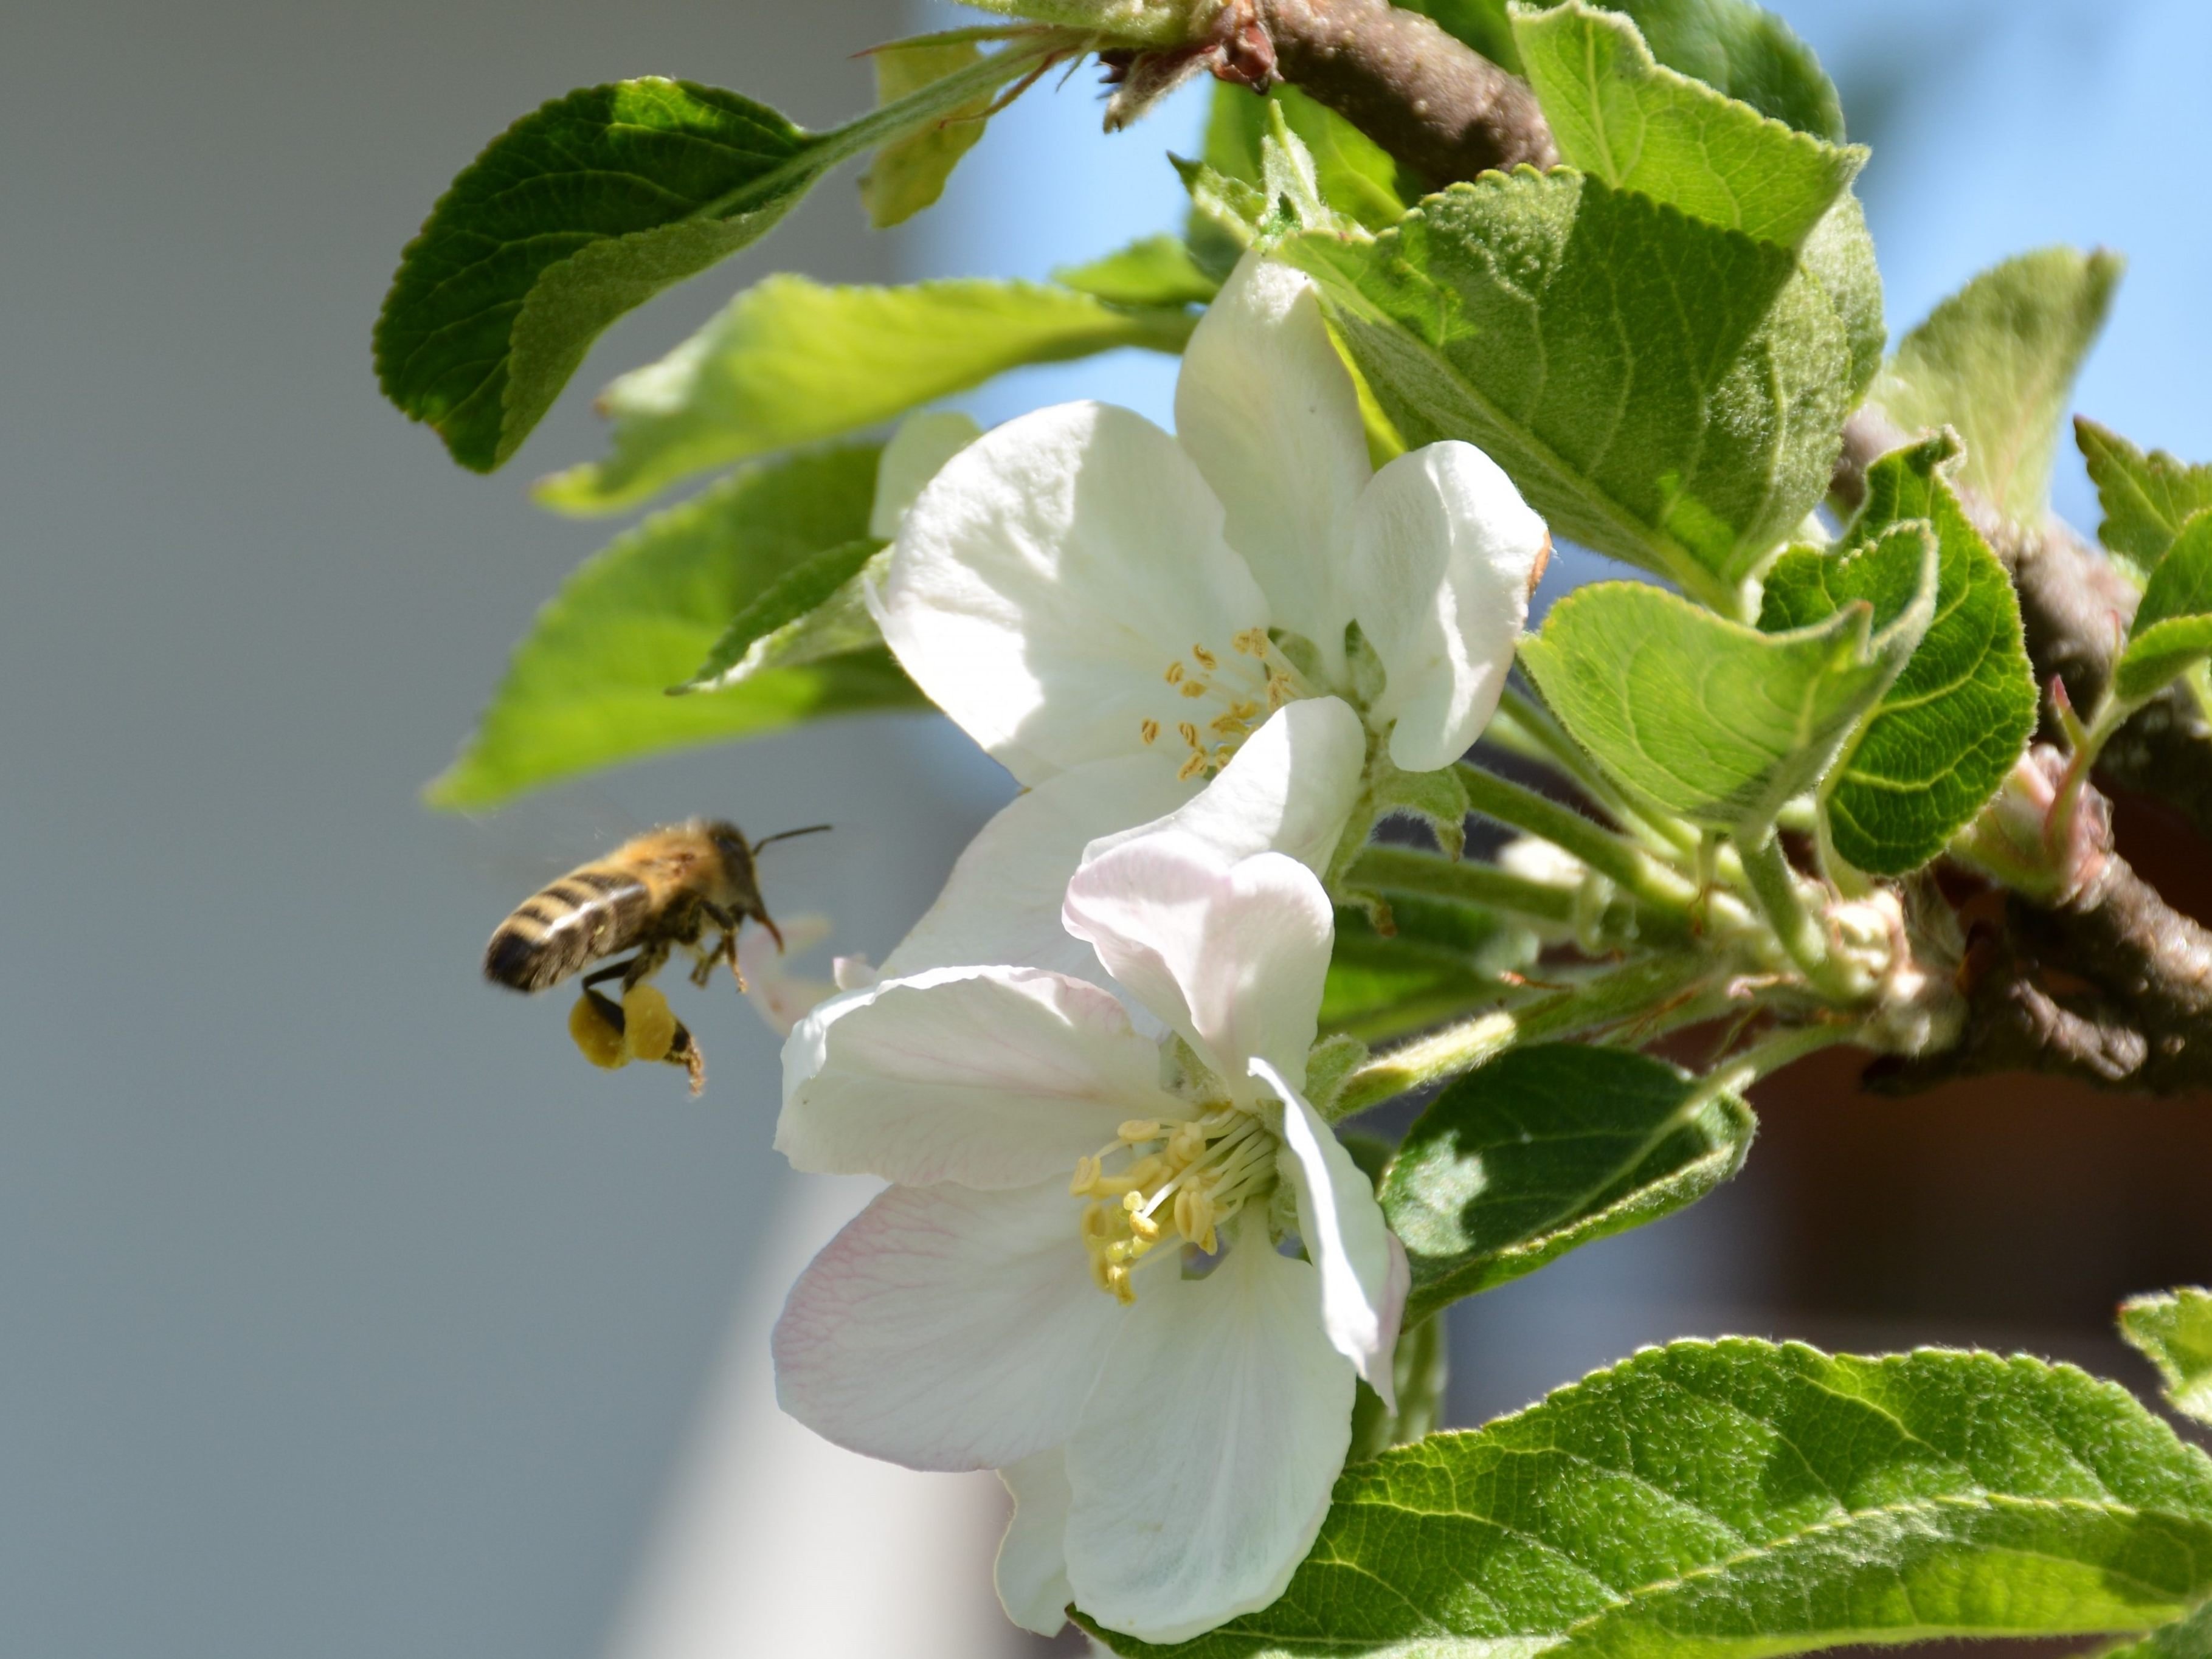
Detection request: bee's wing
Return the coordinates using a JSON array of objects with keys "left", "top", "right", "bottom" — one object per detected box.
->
[{"left": 434, "top": 782, "right": 647, "bottom": 895}]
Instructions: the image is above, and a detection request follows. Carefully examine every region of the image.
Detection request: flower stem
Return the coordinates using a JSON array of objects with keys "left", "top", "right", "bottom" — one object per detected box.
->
[
  {"left": 1330, "top": 953, "right": 1710, "bottom": 1117},
  {"left": 1456, "top": 763, "right": 1699, "bottom": 918},
  {"left": 1740, "top": 832, "right": 1863, "bottom": 1002},
  {"left": 1490, "top": 688, "right": 1697, "bottom": 858},
  {"left": 1345, "top": 846, "right": 1575, "bottom": 926},
  {"left": 1694, "top": 1020, "right": 1862, "bottom": 1106}
]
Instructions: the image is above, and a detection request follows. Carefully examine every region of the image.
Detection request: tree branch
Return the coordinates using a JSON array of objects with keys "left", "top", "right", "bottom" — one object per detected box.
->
[{"left": 1251, "top": 0, "right": 1557, "bottom": 186}]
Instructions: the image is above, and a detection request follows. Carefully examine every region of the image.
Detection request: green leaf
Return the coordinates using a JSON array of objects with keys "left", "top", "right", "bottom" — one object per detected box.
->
[
  {"left": 1199, "top": 82, "right": 1412, "bottom": 230},
  {"left": 1799, "top": 191, "right": 1885, "bottom": 403},
  {"left": 2078, "top": 418, "right": 2212, "bottom": 581},
  {"left": 2106, "top": 1600, "right": 2212, "bottom": 1659},
  {"left": 1287, "top": 170, "right": 1858, "bottom": 609},
  {"left": 857, "top": 38, "right": 993, "bottom": 230},
  {"left": 427, "top": 446, "right": 925, "bottom": 809},
  {"left": 2121, "top": 1288, "right": 2212, "bottom": 1426},
  {"left": 534, "top": 277, "right": 1194, "bottom": 514},
  {"left": 679, "top": 539, "right": 885, "bottom": 692},
  {"left": 1054, "top": 234, "right": 1221, "bottom": 308},
  {"left": 1093, "top": 1340, "right": 2212, "bottom": 1659},
  {"left": 1382, "top": 1046, "right": 1754, "bottom": 1325},
  {"left": 1321, "top": 899, "right": 1531, "bottom": 1043},
  {"left": 1404, "top": 0, "right": 1845, "bottom": 140},
  {"left": 1514, "top": 2, "right": 1864, "bottom": 249},
  {"left": 2118, "top": 512, "right": 2212, "bottom": 700},
  {"left": 1873, "top": 246, "right": 2123, "bottom": 524},
  {"left": 374, "top": 41, "right": 1066, "bottom": 473},
  {"left": 1758, "top": 435, "right": 2036, "bottom": 874},
  {"left": 1519, "top": 530, "right": 1937, "bottom": 839}
]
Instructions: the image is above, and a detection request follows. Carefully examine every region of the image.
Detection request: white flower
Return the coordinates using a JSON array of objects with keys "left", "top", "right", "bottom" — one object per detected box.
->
[
  {"left": 734, "top": 912, "right": 839, "bottom": 1036},
  {"left": 878, "top": 249, "right": 1550, "bottom": 785},
  {"left": 771, "top": 829, "right": 1408, "bottom": 1643}
]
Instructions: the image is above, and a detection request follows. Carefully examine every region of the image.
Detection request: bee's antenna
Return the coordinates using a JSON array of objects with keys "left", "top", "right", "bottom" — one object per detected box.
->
[{"left": 750, "top": 823, "right": 833, "bottom": 853}]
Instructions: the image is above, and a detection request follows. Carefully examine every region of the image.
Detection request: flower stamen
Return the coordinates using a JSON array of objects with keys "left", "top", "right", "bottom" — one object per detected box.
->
[{"left": 1070, "top": 1105, "right": 1279, "bottom": 1302}]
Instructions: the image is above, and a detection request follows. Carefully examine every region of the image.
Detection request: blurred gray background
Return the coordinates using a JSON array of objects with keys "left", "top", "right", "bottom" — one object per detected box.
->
[{"left": 4, "top": 1, "right": 2209, "bottom": 1655}]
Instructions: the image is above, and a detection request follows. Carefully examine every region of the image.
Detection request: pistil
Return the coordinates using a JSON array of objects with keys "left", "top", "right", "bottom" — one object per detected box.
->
[{"left": 1070, "top": 1107, "right": 1281, "bottom": 1302}]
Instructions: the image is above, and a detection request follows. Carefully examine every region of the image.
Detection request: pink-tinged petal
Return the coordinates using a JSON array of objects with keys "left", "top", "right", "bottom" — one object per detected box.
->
[
  {"left": 1063, "top": 1218, "right": 1355, "bottom": 1642},
  {"left": 773, "top": 1181, "right": 1118, "bottom": 1471},
  {"left": 882, "top": 754, "right": 1196, "bottom": 987},
  {"left": 738, "top": 912, "right": 838, "bottom": 1037},
  {"left": 1082, "top": 697, "right": 1366, "bottom": 880},
  {"left": 996, "top": 1450, "right": 1075, "bottom": 1637},
  {"left": 1063, "top": 835, "right": 1333, "bottom": 1092},
  {"left": 1350, "top": 441, "right": 1549, "bottom": 772},
  {"left": 879, "top": 400, "right": 1273, "bottom": 784},
  {"left": 776, "top": 965, "right": 1175, "bottom": 1190},
  {"left": 1256, "top": 1056, "right": 1408, "bottom": 1406},
  {"left": 1175, "top": 254, "right": 1369, "bottom": 680}
]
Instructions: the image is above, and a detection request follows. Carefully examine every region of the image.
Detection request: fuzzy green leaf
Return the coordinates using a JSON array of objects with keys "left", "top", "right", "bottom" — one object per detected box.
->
[
  {"left": 1054, "top": 235, "right": 1220, "bottom": 308},
  {"left": 679, "top": 540, "right": 886, "bottom": 693},
  {"left": 2117, "top": 511, "right": 2212, "bottom": 702},
  {"left": 375, "top": 45, "right": 1062, "bottom": 473},
  {"left": 1515, "top": 2, "right": 1864, "bottom": 249},
  {"left": 1288, "top": 170, "right": 1857, "bottom": 608},
  {"left": 1094, "top": 1341, "right": 2212, "bottom": 1659},
  {"left": 2121, "top": 1288, "right": 2212, "bottom": 1426},
  {"left": 858, "top": 38, "right": 995, "bottom": 229},
  {"left": 2104, "top": 1602, "right": 2212, "bottom": 1659},
  {"left": 1198, "top": 82, "right": 1412, "bottom": 232},
  {"left": 1519, "top": 528, "right": 1937, "bottom": 839},
  {"left": 1405, "top": 0, "right": 1844, "bottom": 140},
  {"left": 1382, "top": 1046, "right": 1754, "bottom": 1325},
  {"left": 535, "top": 277, "right": 1194, "bottom": 514},
  {"left": 427, "top": 447, "right": 923, "bottom": 809},
  {"left": 1873, "top": 246, "right": 2123, "bottom": 524},
  {"left": 1758, "top": 435, "right": 2036, "bottom": 873},
  {"left": 2078, "top": 418, "right": 2212, "bottom": 582}
]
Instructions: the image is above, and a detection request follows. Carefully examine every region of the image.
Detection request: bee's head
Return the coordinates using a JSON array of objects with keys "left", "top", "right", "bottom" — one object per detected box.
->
[{"left": 702, "top": 820, "right": 755, "bottom": 882}]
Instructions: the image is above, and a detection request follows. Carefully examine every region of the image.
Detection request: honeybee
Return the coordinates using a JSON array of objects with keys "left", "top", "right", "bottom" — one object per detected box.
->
[{"left": 483, "top": 818, "right": 827, "bottom": 1092}]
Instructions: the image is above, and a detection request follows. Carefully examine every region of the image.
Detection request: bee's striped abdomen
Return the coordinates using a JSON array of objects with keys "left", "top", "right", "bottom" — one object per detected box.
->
[{"left": 483, "top": 865, "right": 652, "bottom": 992}]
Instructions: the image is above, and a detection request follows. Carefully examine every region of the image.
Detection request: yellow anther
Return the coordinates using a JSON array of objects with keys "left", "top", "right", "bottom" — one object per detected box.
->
[
  {"left": 1232, "top": 627, "right": 1268, "bottom": 656},
  {"left": 1177, "top": 753, "right": 1208, "bottom": 782},
  {"left": 1164, "top": 660, "right": 1184, "bottom": 685},
  {"left": 1230, "top": 700, "right": 1261, "bottom": 722},
  {"left": 1139, "top": 718, "right": 1160, "bottom": 745},
  {"left": 569, "top": 995, "right": 629, "bottom": 1071},
  {"left": 1178, "top": 679, "right": 1207, "bottom": 699},
  {"left": 1118, "top": 1119, "right": 1161, "bottom": 1143},
  {"left": 1178, "top": 721, "right": 1200, "bottom": 748},
  {"left": 1121, "top": 1189, "right": 1145, "bottom": 1213},
  {"left": 1070, "top": 1155, "right": 1100, "bottom": 1195},
  {"left": 1208, "top": 711, "right": 1248, "bottom": 737},
  {"left": 1124, "top": 1154, "right": 1165, "bottom": 1186},
  {"left": 1191, "top": 643, "right": 1217, "bottom": 669}
]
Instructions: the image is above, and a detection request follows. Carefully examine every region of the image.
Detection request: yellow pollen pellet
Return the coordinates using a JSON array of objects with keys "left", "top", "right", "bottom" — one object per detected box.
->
[
  {"left": 569, "top": 995, "right": 629, "bottom": 1071},
  {"left": 622, "top": 984, "right": 679, "bottom": 1062},
  {"left": 1164, "top": 660, "right": 1184, "bottom": 685},
  {"left": 1191, "top": 643, "right": 1217, "bottom": 669},
  {"left": 1118, "top": 1119, "right": 1161, "bottom": 1143},
  {"left": 1178, "top": 680, "right": 1207, "bottom": 699},
  {"left": 1139, "top": 718, "right": 1159, "bottom": 746}
]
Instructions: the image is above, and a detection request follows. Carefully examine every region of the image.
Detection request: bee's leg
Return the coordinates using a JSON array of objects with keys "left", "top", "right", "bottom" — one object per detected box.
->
[
  {"left": 663, "top": 1021, "right": 705, "bottom": 1095},
  {"left": 618, "top": 939, "right": 672, "bottom": 991},
  {"left": 696, "top": 902, "right": 744, "bottom": 990},
  {"left": 582, "top": 958, "right": 635, "bottom": 991}
]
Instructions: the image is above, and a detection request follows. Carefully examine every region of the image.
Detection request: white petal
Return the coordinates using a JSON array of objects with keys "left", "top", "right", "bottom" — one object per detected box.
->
[
  {"left": 773, "top": 1181, "right": 1117, "bottom": 1471},
  {"left": 868, "top": 410, "right": 983, "bottom": 540},
  {"left": 1350, "top": 441, "right": 1550, "bottom": 772},
  {"left": 882, "top": 754, "right": 1196, "bottom": 987},
  {"left": 1062, "top": 835, "right": 1332, "bottom": 1093},
  {"left": 880, "top": 401, "right": 1274, "bottom": 784},
  {"left": 1062, "top": 1219, "right": 1354, "bottom": 1642},
  {"left": 1175, "top": 253, "right": 1369, "bottom": 679},
  {"left": 738, "top": 912, "right": 837, "bottom": 1037},
  {"left": 775, "top": 965, "right": 1173, "bottom": 1189},
  {"left": 996, "top": 1450, "right": 1075, "bottom": 1637},
  {"left": 1256, "top": 1056, "right": 1409, "bottom": 1407},
  {"left": 1081, "top": 697, "right": 1366, "bottom": 880}
]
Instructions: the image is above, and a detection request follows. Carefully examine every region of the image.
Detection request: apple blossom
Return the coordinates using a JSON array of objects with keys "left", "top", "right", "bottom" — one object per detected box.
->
[
  {"left": 877, "top": 249, "right": 1550, "bottom": 791},
  {"left": 770, "top": 829, "right": 1406, "bottom": 1643}
]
